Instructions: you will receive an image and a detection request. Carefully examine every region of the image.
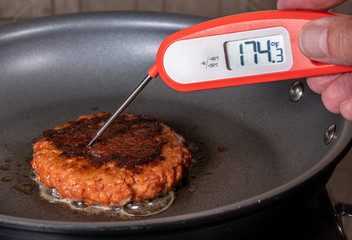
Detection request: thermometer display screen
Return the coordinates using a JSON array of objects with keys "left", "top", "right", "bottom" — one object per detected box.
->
[{"left": 224, "top": 35, "right": 286, "bottom": 70}]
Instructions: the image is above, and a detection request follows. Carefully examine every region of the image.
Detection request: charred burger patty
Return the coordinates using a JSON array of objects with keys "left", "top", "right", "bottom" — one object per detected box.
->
[{"left": 31, "top": 113, "right": 192, "bottom": 206}]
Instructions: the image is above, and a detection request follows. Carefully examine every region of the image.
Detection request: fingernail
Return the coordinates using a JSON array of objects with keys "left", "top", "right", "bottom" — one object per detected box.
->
[
  {"left": 299, "top": 24, "right": 329, "bottom": 60},
  {"left": 341, "top": 100, "right": 352, "bottom": 122}
]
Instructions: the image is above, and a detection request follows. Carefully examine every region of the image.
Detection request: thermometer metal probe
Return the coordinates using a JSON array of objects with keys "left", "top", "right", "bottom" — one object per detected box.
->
[
  {"left": 87, "top": 74, "right": 153, "bottom": 147},
  {"left": 87, "top": 10, "right": 352, "bottom": 147}
]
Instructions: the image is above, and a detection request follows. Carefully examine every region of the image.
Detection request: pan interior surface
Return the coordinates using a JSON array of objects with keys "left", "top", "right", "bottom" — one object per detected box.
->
[{"left": 0, "top": 12, "right": 351, "bottom": 228}]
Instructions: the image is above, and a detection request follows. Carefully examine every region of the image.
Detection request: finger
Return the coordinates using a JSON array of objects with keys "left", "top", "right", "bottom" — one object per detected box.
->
[
  {"left": 277, "top": 0, "right": 347, "bottom": 11},
  {"left": 306, "top": 74, "right": 342, "bottom": 94},
  {"left": 299, "top": 16, "right": 352, "bottom": 66},
  {"left": 321, "top": 72, "right": 352, "bottom": 113},
  {"left": 341, "top": 98, "right": 352, "bottom": 121}
]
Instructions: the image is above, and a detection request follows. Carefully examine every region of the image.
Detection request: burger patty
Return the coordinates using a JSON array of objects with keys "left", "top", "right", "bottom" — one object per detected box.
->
[{"left": 30, "top": 113, "right": 192, "bottom": 206}]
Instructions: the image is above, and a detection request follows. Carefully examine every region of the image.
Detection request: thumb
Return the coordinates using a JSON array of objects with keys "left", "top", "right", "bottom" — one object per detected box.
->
[{"left": 299, "top": 15, "right": 352, "bottom": 66}]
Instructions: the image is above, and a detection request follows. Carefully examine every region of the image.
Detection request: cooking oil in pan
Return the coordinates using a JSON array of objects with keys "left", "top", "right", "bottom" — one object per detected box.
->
[{"left": 29, "top": 171, "right": 175, "bottom": 219}]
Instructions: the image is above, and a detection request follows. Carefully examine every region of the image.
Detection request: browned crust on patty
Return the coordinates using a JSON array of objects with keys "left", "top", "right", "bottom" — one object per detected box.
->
[{"left": 30, "top": 113, "right": 192, "bottom": 206}]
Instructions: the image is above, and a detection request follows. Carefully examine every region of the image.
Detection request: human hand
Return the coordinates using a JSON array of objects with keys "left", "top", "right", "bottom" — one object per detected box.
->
[{"left": 277, "top": 0, "right": 352, "bottom": 121}]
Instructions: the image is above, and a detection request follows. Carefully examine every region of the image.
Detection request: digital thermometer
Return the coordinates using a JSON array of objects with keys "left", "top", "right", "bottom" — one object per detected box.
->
[
  {"left": 87, "top": 10, "right": 352, "bottom": 146},
  {"left": 147, "top": 10, "right": 352, "bottom": 91}
]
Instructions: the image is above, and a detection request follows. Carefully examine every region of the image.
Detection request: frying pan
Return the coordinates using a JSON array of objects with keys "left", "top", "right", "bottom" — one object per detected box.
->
[{"left": 0, "top": 11, "right": 351, "bottom": 239}]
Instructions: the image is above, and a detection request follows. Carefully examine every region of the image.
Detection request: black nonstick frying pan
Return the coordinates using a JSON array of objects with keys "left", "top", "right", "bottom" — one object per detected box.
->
[{"left": 0, "top": 11, "right": 351, "bottom": 240}]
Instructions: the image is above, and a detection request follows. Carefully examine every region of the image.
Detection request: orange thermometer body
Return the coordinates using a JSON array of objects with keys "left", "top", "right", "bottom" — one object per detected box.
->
[{"left": 147, "top": 10, "right": 352, "bottom": 92}]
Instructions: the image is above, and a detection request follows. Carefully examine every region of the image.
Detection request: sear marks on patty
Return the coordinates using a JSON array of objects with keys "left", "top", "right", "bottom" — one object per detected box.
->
[{"left": 42, "top": 113, "right": 166, "bottom": 168}]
